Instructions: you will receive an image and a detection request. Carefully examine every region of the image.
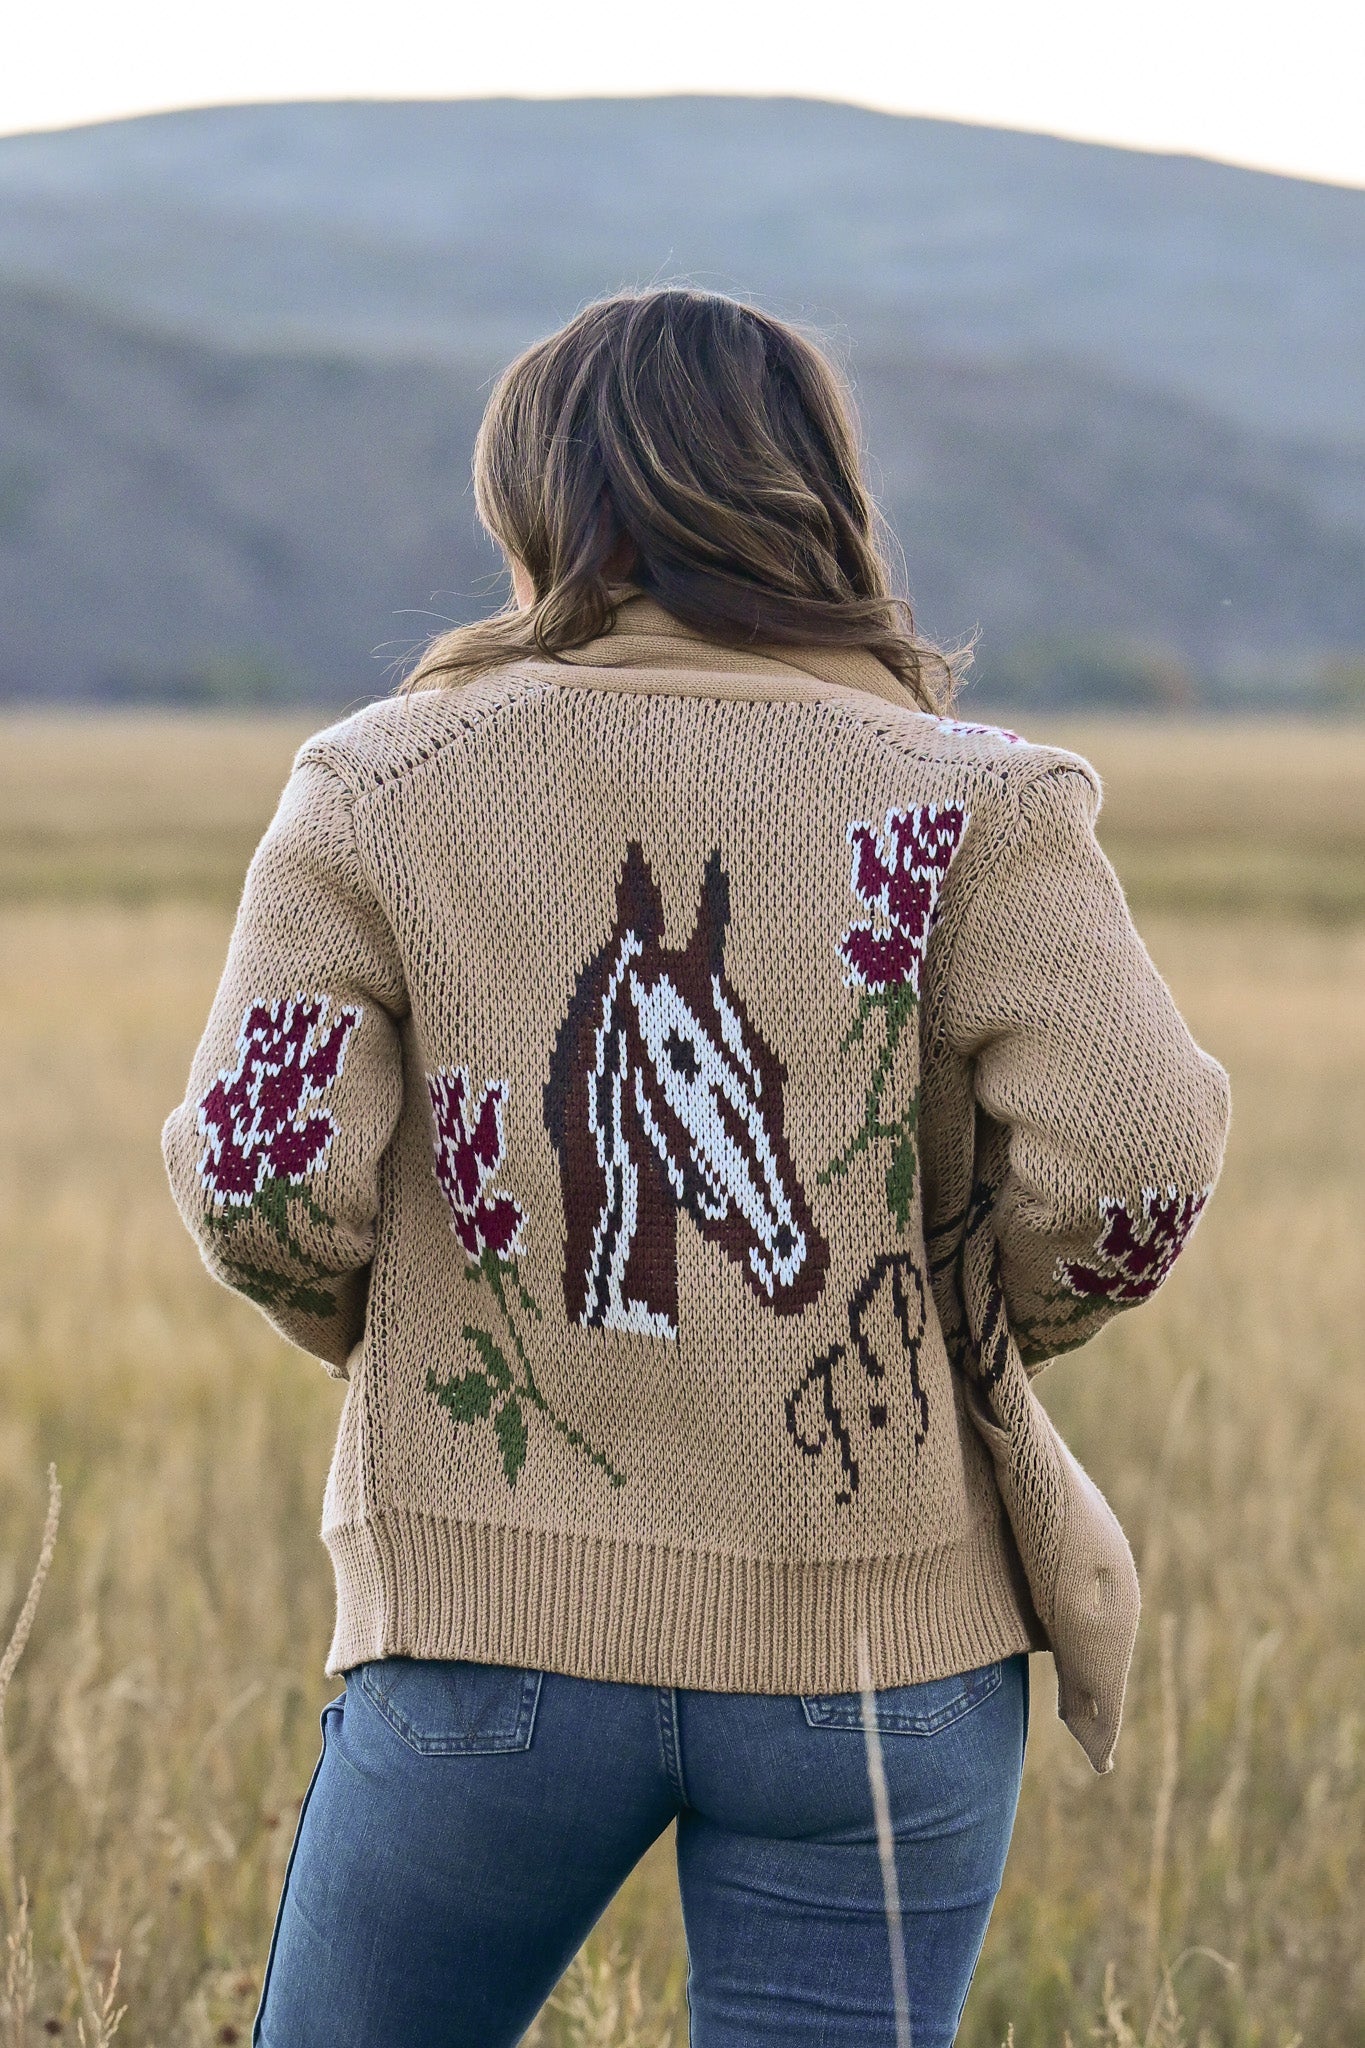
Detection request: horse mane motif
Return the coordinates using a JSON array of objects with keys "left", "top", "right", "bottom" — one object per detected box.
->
[{"left": 544, "top": 842, "right": 829, "bottom": 1339}]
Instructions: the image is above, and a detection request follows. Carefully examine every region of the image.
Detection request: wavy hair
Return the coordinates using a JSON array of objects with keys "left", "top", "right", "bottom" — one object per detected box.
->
[{"left": 404, "top": 287, "right": 965, "bottom": 711}]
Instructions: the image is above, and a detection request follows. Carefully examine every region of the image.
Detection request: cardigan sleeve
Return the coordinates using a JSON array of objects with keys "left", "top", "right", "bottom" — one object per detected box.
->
[
  {"left": 161, "top": 754, "right": 406, "bottom": 1373},
  {"left": 938, "top": 758, "right": 1231, "bottom": 1366}
]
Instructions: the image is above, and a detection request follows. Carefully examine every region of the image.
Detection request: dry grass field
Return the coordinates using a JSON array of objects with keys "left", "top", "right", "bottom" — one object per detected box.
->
[{"left": 0, "top": 711, "right": 1362, "bottom": 2045}]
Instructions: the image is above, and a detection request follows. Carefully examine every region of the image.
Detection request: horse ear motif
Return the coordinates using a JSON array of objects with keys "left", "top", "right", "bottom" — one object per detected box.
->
[
  {"left": 616, "top": 840, "right": 665, "bottom": 948},
  {"left": 690, "top": 849, "right": 730, "bottom": 974}
]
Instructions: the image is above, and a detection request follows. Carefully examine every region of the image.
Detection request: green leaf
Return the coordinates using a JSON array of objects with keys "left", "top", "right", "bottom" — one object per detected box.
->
[
  {"left": 460, "top": 1326, "right": 514, "bottom": 1390},
  {"left": 218, "top": 1251, "right": 281, "bottom": 1285},
  {"left": 244, "top": 1176, "right": 320, "bottom": 1263},
  {"left": 233, "top": 1276, "right": 287, "bottom": 1310},
  {"left": 886, "top": 1130, "right": 919, "bottom": 1230},
  {"left": 293, "top": 1183, "right": 337, "bottom": 1230},
  {"left": 427, "top": 1368, "right": 495, "bottom": 1425},
  {"left": 494, "top": 1398, "right": 528, "bottom": 1487},
  {"left": 286, "top": 1284, "right": 338, "bottom": 1317}
]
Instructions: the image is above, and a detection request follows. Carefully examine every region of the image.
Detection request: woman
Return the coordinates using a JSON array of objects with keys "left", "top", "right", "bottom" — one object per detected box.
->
[{"left": 164, "top": 288, "right": 1230, "bottom": 2047}]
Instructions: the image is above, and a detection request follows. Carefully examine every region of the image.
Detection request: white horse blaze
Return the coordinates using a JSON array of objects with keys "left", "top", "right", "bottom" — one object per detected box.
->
[
  {"left": 585, "top": 935, "right": 677, "bottom": 1339},
  {"left": 630, "top": 971, "right": 807, "bottom": 1299}
]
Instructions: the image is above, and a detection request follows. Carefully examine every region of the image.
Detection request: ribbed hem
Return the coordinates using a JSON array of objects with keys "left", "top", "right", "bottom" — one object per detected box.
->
[{"left": 322, "top": 1509, "right": 1046, "bottom": 1693}]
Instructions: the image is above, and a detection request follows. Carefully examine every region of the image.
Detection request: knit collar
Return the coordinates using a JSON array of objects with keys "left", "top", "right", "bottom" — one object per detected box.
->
[{"left": 544, "top": 590, "right": 920, "bottom": 712}]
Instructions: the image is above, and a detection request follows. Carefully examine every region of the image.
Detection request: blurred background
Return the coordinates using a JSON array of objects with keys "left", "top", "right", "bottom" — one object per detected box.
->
[
  {"left": 1, "top": 0, "right": 1364, "bottom": 714},
  {"left": 1, "top": 4, "right": 1363, "bottom": 2045}
]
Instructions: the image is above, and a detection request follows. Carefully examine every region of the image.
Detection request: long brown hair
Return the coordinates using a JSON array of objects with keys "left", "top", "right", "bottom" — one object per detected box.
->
[{"left": 404, "top": 288, "right": 964, "bottom": 711}]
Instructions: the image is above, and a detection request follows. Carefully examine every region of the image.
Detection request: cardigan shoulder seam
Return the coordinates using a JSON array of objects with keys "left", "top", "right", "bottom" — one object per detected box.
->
[
  {"left": 292, "top": 667, "right": 554, "bottom": 801},
  {"left": 779, "top": 692, "right": 1103, "bottom": 813}
]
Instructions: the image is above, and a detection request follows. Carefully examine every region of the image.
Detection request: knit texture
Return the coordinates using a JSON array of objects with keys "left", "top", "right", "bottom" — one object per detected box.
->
[{"left": 163, "top": 596, "right": 1231, "bottom": 1771}]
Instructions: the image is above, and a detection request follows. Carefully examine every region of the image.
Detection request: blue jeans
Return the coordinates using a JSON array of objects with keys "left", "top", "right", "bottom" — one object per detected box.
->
[{"left": 254, "top": 1652, "right": 1029, "bottom": 2047}]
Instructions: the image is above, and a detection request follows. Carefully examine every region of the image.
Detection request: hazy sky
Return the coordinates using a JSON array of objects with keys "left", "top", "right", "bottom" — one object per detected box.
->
[{"left": 6, "top": 0, "right": 1363, "bottom": 189}]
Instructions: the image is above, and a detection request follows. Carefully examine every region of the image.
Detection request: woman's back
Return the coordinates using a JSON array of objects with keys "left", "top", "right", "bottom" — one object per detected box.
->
[{"left": 163, "top": 591, "right": 1227, "bottom": 1768}]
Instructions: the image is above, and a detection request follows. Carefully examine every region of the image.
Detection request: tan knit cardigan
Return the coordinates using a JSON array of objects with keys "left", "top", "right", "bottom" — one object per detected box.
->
[{"left": 164, "top": 596, "right": 1230, "bottom": 1771}]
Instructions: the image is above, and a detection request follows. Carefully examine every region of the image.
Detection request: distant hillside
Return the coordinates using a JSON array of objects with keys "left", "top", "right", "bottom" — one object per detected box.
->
[
  {"left": 3, "top": 281, "right": 1362, "bottom": 704},
  {"left": 0, "top": 287, "right": 489, "bottom": 702},
  {"left": 1, "top": 99, "right": 1362, "bottom": 702},
  {"left": 2, "top": 98, "right": 1362, "bottom": 454}
]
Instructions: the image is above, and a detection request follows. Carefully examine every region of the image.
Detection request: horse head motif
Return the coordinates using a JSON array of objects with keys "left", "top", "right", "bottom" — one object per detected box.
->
[{"left": 545, "top": 842, "right": 829, "bottom": 1338}]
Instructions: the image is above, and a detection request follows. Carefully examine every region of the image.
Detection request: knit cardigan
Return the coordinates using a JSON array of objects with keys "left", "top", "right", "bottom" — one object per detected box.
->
[{"left": 163, "top": 595, "right": 1230, "bottom": 1771}]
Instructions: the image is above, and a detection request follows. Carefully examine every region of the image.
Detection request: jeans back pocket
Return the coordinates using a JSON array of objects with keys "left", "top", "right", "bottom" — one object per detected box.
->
[
  {"left": 354, "top": 1657, "right": 543, "bottom": 1755},
  {"left": 801, "top": 1659, "right": 1004, "bottom": 1736}
]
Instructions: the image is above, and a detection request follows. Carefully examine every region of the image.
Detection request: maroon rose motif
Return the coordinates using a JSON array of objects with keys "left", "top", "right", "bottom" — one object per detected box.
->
[
  {"left": 424, "top": 1069, "right": 623, "bottom": 1489},
  {"left": 428, "top": 1069, "right": 526, "bottom": 1263},
  {"left": 197, "top": 995, "right": 360, "bottom": 1205},
  {"left": 1058, "top": 1186, "right": 1211, "bottom": 1304},
  {"left": 839, "top": 803, "right": 970, "bottom": 996}
]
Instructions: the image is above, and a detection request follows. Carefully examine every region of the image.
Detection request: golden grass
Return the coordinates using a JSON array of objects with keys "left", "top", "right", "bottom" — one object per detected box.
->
[
  {"left": 0, "top": 713, "right": 1361, "bottom": 2043},
  {"left": 1048, "top": 719, "right": 1365, "bottom": 920}
]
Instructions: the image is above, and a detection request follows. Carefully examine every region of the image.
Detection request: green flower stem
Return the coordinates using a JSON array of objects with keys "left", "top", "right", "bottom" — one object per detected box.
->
[
  {"left": 519, "top": 1389, "right": 627, "bottom": 1487},
  {"left": 837, "top": 993, "right": 879, "bottom": 1053},
  {"left": 818, "top": 983, "right": 920, "bottom": 1199},
  {"left": 469, "top": 1248, "right": 626, "bottom": 1489}
]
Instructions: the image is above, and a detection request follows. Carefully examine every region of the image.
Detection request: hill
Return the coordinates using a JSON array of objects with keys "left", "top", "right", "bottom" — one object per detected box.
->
[
  {"left": 1, "top": 98, "right": 1362, "bottom": 701},
  {"left": 2, "top": 98, "right": 1362, "bottom": 449}
]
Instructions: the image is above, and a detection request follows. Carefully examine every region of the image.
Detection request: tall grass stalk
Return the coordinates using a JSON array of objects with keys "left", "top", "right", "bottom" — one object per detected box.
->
[
  {"left": 857, "top": 1626, "right": 913, "bottom": 2048},
  {"left": 62, "top": 1896, "right": 125, "bottom": 2047},
  {"left": 2, "top": 1882, "right": 35, "bottom": 2048},
  {"left": 0, "top": 1466, "right": 60, "bottom": 1925},
  {"left": 1142, "top": 1613, "right": 1179, "bottom": 1983}
]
